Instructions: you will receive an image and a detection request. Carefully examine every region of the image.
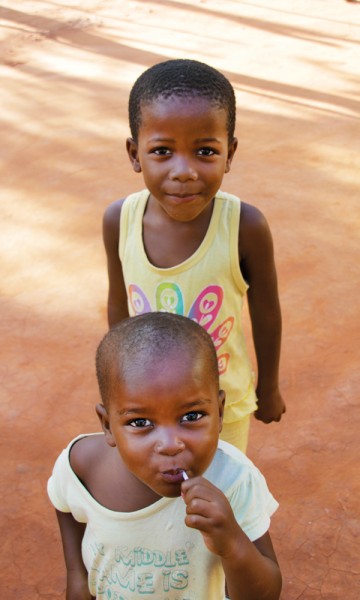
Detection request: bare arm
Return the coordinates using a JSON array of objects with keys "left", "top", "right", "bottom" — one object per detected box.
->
[
  {"left": 239, "top": 203, "right": 286, "bottom": 423},
  {"left": 182, "top": 477, "right": 282, "bottom": 600},
  {"left": 56, "top": 510, "right": 94, "bottom": 600},
  {"left": 223, "top": 532, "right": 281, "bottom": 600},
  {"left": 102, "top": 199, "right": 130, "bottom": 328}
]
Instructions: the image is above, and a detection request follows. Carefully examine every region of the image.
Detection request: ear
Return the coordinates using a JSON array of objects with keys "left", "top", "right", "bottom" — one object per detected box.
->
[
  {"left": 225, "top": 137, "right": 238, "bottom": 173},
  {"left": 96, "top": 403, "right": 117, "bottom": 447},
  {"left": 126, "top": 137, "right": 142, "bottom": 173},
  {"left": 218, "top": 389, "right": 226, "bottom": 433}
]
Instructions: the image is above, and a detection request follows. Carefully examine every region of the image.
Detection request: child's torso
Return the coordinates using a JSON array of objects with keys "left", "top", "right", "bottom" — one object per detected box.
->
[
  {"left": 142, "top": 194, "right": 215, "bottom": 268},
  {"left": 119, "top": 189, "right": 257, "bottom": 422}
]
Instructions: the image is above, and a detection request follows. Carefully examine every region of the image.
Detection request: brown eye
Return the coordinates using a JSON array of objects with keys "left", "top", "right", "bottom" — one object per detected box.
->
[
  {"left": 153, "top": 147, "right": 171, "bottom": 156},
  {"left": 128, "top": 418, "right": 151, "bottom": 428},
  {"left": 182, "top": 412, "right": 204, "bottom": 422},
  {"left": 197, "top": 147, "right": 216, "bottom": 156}
]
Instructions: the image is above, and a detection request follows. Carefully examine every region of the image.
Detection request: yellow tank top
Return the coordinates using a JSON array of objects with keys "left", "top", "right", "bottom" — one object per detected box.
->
[{"left": 119, "top": 189, "right": 257, "bottom": 422}]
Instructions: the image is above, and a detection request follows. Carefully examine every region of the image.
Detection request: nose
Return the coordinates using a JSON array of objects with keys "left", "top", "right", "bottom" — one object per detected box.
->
[
  {"left": 155, "top": 427, "right": 185, "bottom": 456},
  {"left": 168, "top": 156, "right": 198, "bottom": 182}
]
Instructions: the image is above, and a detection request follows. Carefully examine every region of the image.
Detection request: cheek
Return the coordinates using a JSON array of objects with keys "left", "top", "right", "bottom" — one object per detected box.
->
[
  {"left": 189, "top": 427, "right": 218, "bottom": 459},
  {"left": 141, "top": 167, "right": 163, "bottom": 189},
  {"left": 199, "top": 164, "right": 227, "bottom": 185},
  {"left": 116, "top": 434, "right": 149, "bottom": 468}
]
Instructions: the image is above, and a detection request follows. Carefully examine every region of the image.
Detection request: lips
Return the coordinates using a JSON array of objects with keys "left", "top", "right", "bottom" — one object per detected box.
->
[
  {"left": 170, "top": 193, "right": 199, "bottom": 198},
  {"left": 165, "top": 191, "right": 200, "bottom": 200},
  {"left": 161, "top": 469, "right": 186, "bottom": 484}
]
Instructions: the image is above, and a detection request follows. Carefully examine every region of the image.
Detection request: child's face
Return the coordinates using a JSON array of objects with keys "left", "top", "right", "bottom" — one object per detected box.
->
[
  {"left": 127, "top": 96, "right": 237, "bottom": 222},
  {"left": 100, "top": 351, "right": 225, "bottom": 498}
]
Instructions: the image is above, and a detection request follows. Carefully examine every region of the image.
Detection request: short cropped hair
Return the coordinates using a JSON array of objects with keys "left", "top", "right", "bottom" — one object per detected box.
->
[
  {"left": 96, "top": 312, "right": 219, "bottom": 406},
  {"left": 128, "top": 59, "right": 236, "bottom": 143}
]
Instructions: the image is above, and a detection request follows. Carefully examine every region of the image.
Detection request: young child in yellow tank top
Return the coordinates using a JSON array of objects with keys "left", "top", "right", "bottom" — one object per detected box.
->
[{"left": 103, "top": 59, "right": 286, "bottom": 453}]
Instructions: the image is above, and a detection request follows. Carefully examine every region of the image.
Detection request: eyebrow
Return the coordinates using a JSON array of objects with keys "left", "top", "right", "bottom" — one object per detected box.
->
[
  {"left": 194, "top": 137, "right": 222, "bottom": 143},
  {"left": 116, "top": 398, "right": 213, "bottom": 416},
  {"left": 147, "top": 137, "right": 222, "bottom": 144},
  {"left": 116, "top": 407, "right": 146, "bottom": 416},
  {"left": 148, "top": 137, "right": 175, "bottom": 143}
]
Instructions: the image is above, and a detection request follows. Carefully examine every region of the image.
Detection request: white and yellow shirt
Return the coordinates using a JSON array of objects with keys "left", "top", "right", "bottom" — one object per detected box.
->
[{"left": 48, "top": 434, "right": 278, "bottom": 600}]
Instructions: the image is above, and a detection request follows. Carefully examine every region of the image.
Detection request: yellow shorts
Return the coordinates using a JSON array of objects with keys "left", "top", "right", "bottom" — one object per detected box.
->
[{"left": 220, "top": 415, "right": 251, "bottom": 454}]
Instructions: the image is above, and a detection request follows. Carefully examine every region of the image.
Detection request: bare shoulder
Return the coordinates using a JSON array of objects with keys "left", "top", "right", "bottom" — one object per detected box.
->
[
  {"left": 239, "top": 201, "right": 274, "bottom": 258},
  {"left": 103, "top": 198, "right": 126, "bottom": 235},
  {"left": 240, "top": 201, "right": 270, "bottom": 233},
  {"left": 70, "top": 434, "right": 107, "bottom": 481},
  {"left": 103, "top": 199, "right": 128, "bottom": 252}
]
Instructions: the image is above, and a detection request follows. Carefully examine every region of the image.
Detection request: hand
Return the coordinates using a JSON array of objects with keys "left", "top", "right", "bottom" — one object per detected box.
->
[
  {"left": 182, "top": 477, "right": 282, "bottom": 600},
  {"left": 181, "top": 476, "right": 240, "bottom": 558},
  {"left": 254, "top": 388, "right": 286, "bottom": 423},
  {"left": 66, "top": 570, "right": 94, "bottom": 600}
]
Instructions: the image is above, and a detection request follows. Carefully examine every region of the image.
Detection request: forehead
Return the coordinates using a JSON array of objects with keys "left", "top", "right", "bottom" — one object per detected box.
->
[
  {"left": 109, "top": 347, "right": 217, "bottom": 398},
  {"left": 139, "top": 95, "right": 228, "bottom": 133},
  {"left": 127, "top": 347, "right": 207, "bottom": 379},
  {"left": 108, "top": 363, "right": 218, "bottom": 423}
]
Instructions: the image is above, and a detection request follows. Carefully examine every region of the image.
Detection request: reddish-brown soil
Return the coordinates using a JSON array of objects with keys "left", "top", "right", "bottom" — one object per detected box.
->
[{"left": 1, "top": 1, "right": 359, "bottom": 598}]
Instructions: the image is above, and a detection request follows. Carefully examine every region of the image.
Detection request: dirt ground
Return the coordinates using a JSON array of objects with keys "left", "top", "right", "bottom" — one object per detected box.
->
[{"left": 1, "top": 1, "right": 359, "bottom": 598}]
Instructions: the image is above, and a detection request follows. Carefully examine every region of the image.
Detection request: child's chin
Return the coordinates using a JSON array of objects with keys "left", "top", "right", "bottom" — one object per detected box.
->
[
  {"left": 151, "top": 484, "right": 182, "bottom": 499},
  {"left": 163, "top": 488, "right": 182, "bottom": 499}
]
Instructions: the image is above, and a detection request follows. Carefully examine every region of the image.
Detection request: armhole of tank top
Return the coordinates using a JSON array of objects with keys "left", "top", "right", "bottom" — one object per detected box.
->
[
  {"left": 119, "top": 190, "right": 149, "bottom": 262},
  {"left": 118, "top": 196, "right": 130, "bottom": 260},
  {"left": 230, "top": 197, "right": 248, "bottom": 295}
]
